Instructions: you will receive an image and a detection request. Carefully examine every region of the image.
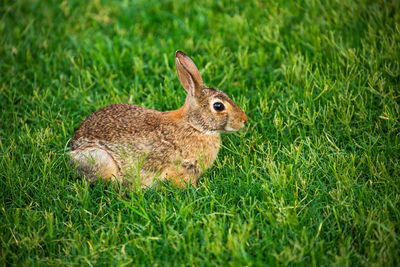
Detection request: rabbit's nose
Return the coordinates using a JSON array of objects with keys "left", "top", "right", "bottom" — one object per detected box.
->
[{"left": 242, "top": 113, "right": 248, "bottom": 124}]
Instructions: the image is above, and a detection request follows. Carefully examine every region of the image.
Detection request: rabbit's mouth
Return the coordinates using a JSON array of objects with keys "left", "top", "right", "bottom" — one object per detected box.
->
[
  {"left": 224, "top": 123, "right": 245, "bottom": 132},
  {"left": 224, "top": 115, "right": 247, "bottom": 132}
]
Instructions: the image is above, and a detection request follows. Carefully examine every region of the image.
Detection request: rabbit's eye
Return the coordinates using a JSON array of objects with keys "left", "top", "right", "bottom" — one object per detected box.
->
[{"left": 213, "top": 102, "right": 225, "bottom": 111}]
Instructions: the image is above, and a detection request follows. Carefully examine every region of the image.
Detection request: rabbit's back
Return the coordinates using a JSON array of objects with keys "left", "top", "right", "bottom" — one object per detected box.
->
[{"left": 71, "top": 103, "right": 161, "bottom": 150}]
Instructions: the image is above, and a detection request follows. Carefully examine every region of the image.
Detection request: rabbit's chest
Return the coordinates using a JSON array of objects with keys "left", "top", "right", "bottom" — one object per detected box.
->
[{"left": 178, "top": 134, "right": 221, "bottom": 172}]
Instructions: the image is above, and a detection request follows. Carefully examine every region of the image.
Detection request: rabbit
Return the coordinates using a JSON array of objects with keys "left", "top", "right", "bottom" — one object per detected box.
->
[{"left": 69, "top": 50, "right": 248, "bottom": 188}]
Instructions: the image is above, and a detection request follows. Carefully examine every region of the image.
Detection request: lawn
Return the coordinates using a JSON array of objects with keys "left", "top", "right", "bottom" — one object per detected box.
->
[{"left": 1, "top": 0, "right": 399, "bottom": 265}]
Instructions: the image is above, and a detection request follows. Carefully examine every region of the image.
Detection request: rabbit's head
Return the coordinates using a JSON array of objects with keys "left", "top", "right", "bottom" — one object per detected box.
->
[{"left": 175, "top": 51, "right": 248, "bottom": 135}]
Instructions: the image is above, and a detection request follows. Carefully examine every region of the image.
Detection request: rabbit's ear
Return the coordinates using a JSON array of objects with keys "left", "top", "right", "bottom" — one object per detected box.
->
[{"left": 175, "top": 50, "right": 204, "bottom": 98}]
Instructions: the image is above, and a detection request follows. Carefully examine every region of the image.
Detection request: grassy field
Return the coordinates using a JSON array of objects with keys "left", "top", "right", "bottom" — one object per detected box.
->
[{"left": 1, "top": 0, "right": 399, "bottom": 265}]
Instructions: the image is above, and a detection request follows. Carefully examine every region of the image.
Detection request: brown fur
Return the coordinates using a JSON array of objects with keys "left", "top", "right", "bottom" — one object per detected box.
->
[{"left": 70, "top": 51, "right": 247, "bottom": 188}]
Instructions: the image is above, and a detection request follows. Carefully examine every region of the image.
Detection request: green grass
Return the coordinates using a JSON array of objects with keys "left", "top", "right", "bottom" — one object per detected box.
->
[{"left": 1, "top": 0, "right": 399, "bottom": 265}]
